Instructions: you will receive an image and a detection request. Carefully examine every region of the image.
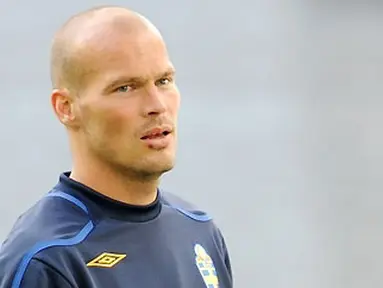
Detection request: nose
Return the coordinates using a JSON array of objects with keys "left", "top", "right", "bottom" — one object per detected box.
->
[{"left": 142, "top": 87, "right": 167, "bottom": 117}]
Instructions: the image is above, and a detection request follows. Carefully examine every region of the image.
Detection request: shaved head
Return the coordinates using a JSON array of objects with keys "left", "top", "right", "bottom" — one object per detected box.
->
[
  {"left": 51, "top": 6, "right": 180, "bottom": 184},
  {"left": 50, "top": 6, "right": 162, "bottom": 93}
]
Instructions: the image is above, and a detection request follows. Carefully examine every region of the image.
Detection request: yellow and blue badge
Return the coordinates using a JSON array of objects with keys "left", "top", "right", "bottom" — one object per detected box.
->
[{"left": 194, "top": 243, "right": 219, "bottom": 288}]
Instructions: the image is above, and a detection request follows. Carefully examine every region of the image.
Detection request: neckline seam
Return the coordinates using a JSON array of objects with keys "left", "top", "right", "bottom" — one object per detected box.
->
[{"left": 55, "top": 172, "right": 162, "bottom": 223}]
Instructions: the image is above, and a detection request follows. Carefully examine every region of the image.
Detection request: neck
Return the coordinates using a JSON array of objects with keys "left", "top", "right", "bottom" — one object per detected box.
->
[{"left": 70, "top": 154, "right": 159, "bottom": 206}]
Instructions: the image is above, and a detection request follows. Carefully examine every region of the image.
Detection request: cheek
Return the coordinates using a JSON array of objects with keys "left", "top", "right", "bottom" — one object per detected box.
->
[
  {"left": 81, "top": 105, "right": 135, "bottom": 140},
  {"left": 103, "top": 110, "right": 136, "bottom": 139}
]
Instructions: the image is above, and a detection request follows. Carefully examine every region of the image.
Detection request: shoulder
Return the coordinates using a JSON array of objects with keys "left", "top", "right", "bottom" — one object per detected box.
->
[
  {"left": 160, "top": 189, "right": 213, "bottom": 222},
  {"left": 0, "top": 190, "right": 91, "bottom": 286},
  {"left": 159, "top": 189, "right": 232, "bottom": 276}
]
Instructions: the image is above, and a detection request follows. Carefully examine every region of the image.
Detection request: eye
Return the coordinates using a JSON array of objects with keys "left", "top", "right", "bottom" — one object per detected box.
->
[
  {"left": 116, "top": 85, "right": 133, "bottom": 93},
  {"left": 156, "top": 77, "right": 172, "bottom": 86}
]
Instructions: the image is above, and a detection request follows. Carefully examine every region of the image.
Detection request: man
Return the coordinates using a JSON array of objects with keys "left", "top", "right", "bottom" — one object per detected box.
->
[{"left": 0, "top": 5, "right": 233, "bottom": 288}]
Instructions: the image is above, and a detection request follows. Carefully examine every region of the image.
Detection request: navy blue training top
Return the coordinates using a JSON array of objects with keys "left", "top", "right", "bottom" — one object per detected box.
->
[{"left": 0, "top": 172, "right": 233, "bottom": 288}]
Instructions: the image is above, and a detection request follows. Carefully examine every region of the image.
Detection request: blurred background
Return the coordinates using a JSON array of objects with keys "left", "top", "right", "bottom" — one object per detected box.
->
[{"left": 1, "top": 1, "right": 382, "bottom": 287}]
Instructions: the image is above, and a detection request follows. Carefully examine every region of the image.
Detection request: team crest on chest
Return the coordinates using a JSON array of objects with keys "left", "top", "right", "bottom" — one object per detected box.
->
[{"left": 194, "top": 244, "right": 219, "bottom": 288}]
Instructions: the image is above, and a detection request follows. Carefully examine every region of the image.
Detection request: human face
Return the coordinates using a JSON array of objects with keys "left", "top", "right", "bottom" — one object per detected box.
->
[{"left": 74, "top": 31, "right": 180, "bottom": 179}]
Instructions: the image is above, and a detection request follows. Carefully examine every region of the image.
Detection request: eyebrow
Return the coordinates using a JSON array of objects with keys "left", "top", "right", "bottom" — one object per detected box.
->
[
  {"left": 158, "top": 67, "right": 176, "bottom": 79},
  {"left": 104, "top": 67, "right": 176, "bottom": 92}
]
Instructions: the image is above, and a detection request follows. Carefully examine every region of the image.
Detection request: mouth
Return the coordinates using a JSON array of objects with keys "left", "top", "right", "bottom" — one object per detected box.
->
[{"left": 140, "top": 128, "right": 172, "bottom": 140}]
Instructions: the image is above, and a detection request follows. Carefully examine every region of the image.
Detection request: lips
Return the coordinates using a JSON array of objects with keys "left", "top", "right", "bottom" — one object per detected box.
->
[
  {"left": 140, "top": 127, "right": 172, "bottom": 140},
  {"left": 140, "top": 126, "right": 173, "bottom": 150}
]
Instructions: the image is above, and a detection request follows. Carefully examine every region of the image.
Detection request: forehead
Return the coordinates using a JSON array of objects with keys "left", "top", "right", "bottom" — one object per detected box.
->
[{"left": 78, "top": 28, "right": 171, "bottom": 83}]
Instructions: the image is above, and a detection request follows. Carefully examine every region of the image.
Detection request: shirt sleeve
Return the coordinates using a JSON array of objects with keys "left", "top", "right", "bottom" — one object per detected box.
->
[
  {"left": 220, "top": 232, "right": 233, "bottom": 281},
  {"left": 222, "top": 234, "right": 233, "bottom": 280},
  {"left": 1, "top": 258, "right": 73, "bottom": 288}
]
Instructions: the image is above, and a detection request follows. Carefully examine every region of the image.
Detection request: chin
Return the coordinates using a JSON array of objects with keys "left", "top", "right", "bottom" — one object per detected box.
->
[
  {"left": 146, "top": 158, "right": 175, "bottom": 175},
  {"left": 127, "top": 154, "right": 176, "bottom": 180},
  {"left": 145, "top": 149, "right": 176, "bottom": 170},
  {"left": 133, "top": 164, "right": 174, "bottom": 181}
]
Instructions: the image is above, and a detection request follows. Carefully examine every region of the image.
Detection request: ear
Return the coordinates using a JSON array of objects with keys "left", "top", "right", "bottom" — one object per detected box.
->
[{"left": 51, "top": 88, "right": 79, "bottom": 128}]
